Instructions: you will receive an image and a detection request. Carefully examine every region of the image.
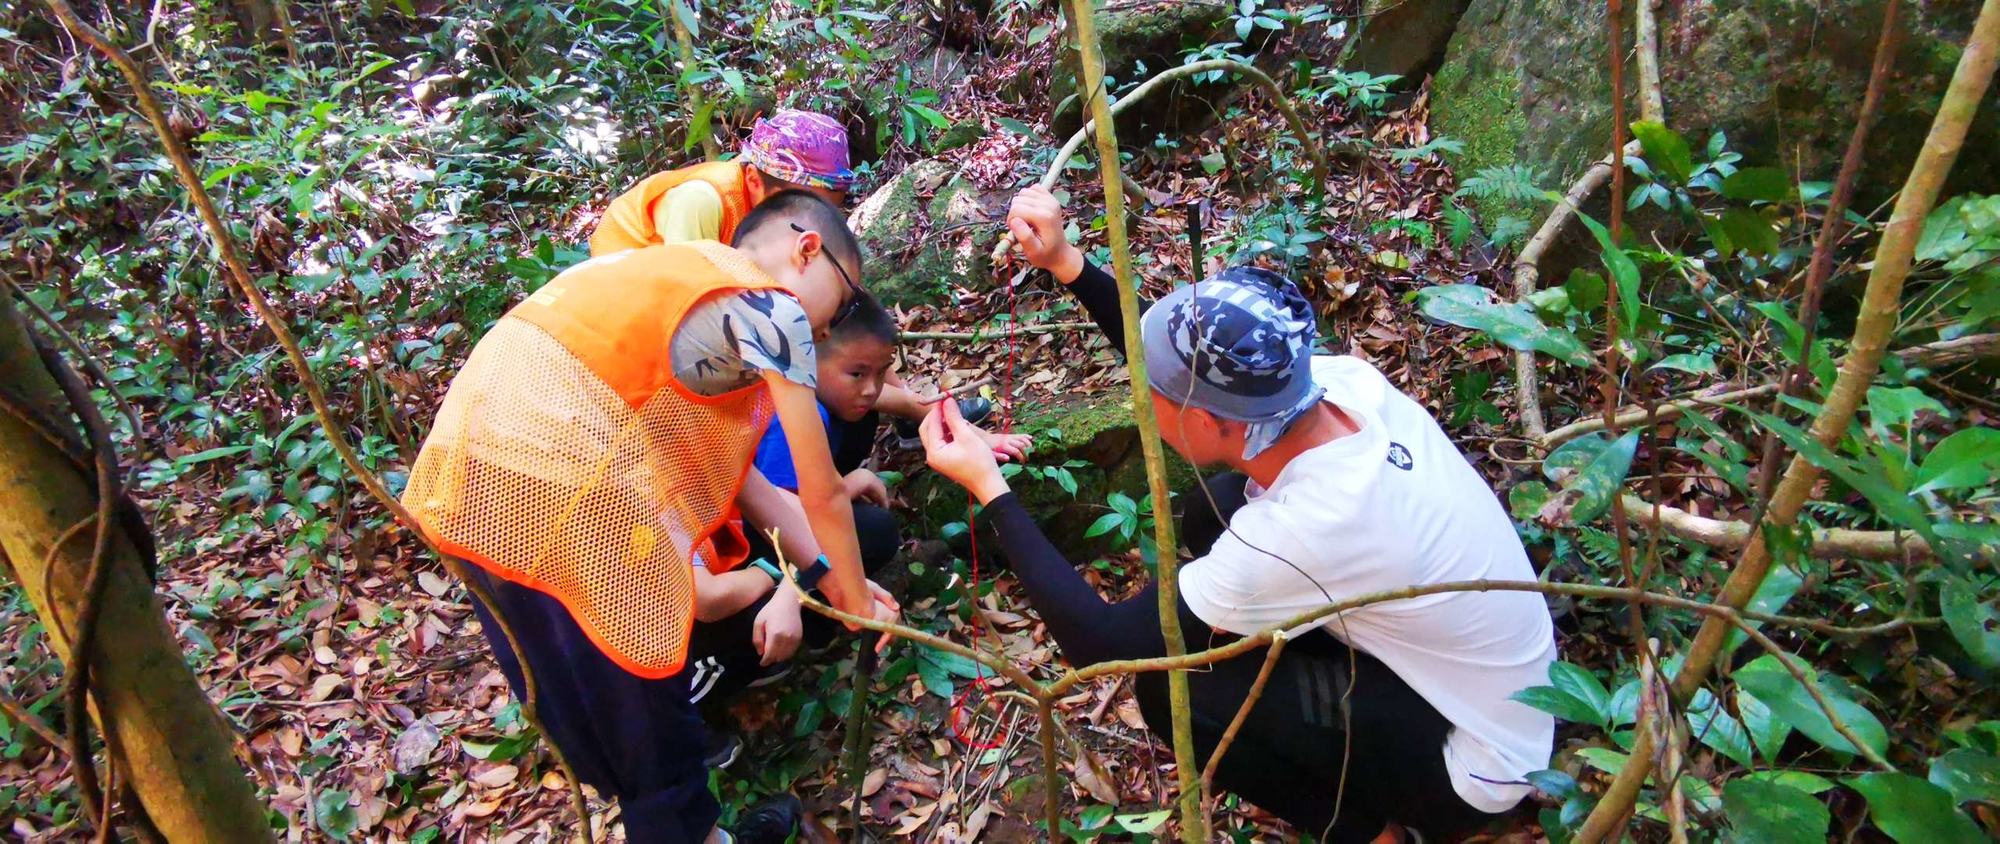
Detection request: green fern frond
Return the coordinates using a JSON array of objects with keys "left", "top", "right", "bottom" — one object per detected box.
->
[{"left": 1455, "top": 164, "right": 1548, "bottom": 203}]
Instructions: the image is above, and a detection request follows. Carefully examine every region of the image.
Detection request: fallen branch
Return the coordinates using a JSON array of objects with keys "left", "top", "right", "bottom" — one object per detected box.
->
[
  {"left": 1537, "top": 333, "right": 2000, "bottom": 448},
  {"left": 1508, "top": 141, "right": 1639, "bottom": 438},
  {"left": 38, "top": 3, "right": 596, "bottom": 838},
  {"left": 1618, "top": 493, "right": 1947, "bottom": 561},
  {"left": 900, "top": 321, "right": 1095, "bottom": 342},
  {"left": 992, "top": 58, "right": 1340, "bottom": 264}
]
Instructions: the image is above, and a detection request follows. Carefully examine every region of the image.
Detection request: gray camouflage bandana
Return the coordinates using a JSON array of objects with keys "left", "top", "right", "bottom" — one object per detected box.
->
[{"left": 1141, "top": 266, "right": 1324, "bottom": 459}]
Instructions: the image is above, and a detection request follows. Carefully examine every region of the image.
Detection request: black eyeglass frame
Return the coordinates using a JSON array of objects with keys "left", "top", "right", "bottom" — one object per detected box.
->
[{"left": 790, "top": 222, "right": 863, "bottom": 326}]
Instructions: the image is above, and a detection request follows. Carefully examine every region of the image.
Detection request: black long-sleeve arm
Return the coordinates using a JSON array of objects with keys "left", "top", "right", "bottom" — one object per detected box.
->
[
  {"left": 1065, "top": 258, "right": 1150, "bottom": 362},
  {"left": 983, "top": 491, "right": 1218, "bottom": 666}
]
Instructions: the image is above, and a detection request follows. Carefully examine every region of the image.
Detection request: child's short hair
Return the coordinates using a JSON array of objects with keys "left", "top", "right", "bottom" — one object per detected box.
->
[{"left": 825, "top": 289, "right": 897, "bottom": 350}]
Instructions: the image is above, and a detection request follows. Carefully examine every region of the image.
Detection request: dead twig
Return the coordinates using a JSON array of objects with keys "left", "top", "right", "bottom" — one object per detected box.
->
[{"left": 1199, "top": 631, "right": 1286, "bottom": 807}]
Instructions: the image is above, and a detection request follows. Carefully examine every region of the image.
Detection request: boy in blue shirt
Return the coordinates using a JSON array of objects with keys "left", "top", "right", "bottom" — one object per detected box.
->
[{"left": 681, "top": 291, "right": 1030, "bottom": 718}]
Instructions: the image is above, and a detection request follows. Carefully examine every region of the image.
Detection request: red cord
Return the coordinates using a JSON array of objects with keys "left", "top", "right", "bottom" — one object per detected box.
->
[{"left": 956, "top": 268, "right": 1020, "bottom": 733}]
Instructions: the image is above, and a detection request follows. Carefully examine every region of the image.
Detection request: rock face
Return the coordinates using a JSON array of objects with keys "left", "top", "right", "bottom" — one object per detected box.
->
[
  {"left": 1432, "top": 0, "right": 2000, "bottom": 218},
  {"left": 1048, "top": 0, "right": 1238, "bottom": 140},
  {"left": 1347, "top": 0, "right": 1476, "bottom": 82},
  {"left": 847, "top": 160, "right": 1009, "bottom": 307}
]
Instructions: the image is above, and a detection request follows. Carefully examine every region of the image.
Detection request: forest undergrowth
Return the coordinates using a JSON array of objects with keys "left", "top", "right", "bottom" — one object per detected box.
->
[{"left": 1, "top": 0, "right": 1996, "bottom": 842}]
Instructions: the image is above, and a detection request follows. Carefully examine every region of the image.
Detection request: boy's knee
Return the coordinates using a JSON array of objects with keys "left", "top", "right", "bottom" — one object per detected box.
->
[{"left": 852, "top": 503, "right": 901, "bottom": 569}]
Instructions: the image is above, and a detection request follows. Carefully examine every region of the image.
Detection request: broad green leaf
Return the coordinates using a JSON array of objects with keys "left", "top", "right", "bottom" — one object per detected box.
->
[
  {"left": 1735, "top": 655, "right": 1888, "bottom": 758},
  {"left": 1649, "top": 352, "right": 1718, "bottom": 376},
  {"left": 1720, "top": 167, "right": 1794, "bottom": 203},
  {"left": 1867, "top": 386, "right": 1949, "bottom": 436},
  {"left": 1415, "top": 285, "right": 1593, "bottom": 366},
  {"left": 671, "top": 0, "right": 699, "bottom": 39},
  {"left": 1549, "top": 662, "right": 1613, "bottom": 726},
  {"left": 1929, "top": 747, "right": 2000, "bottom": 805},
  {"left": 1544, "top": 433, "right": 1613, "bottom": 482},
  {"left": 174, "top": 444, "right": 254, "bottom": 468},
  {"left": 1847, "top": 772, "right": 1987, "bottom": 844},
  {"left": 1575, "top": 746, "right": 1632, "bottom": 776},
  {"left": 1914, "top": 427, "right": 2000, "bottom": 493},
  {"left": 921, "top": 649, "right": 986, "bottom": 681},
  {"left": 1115, "top": 810, "right": 1170, "bottom": 833},
  {"left": 1940, "top": 577, "right": 2000, "bottom": 669},
  {"left": 1084, "top": 511, "right": 1126, "bottom": 539},
  {"left": 684, "top": 100, "right": 715, "bottom": 153},
  {"left": 1630, "top": 120, "right": 1692, "bottom": 184},
  {"left": 1723, "top": 778, "right": 1829, "bottom": 844},
  {"left": 1563, "top": 268, "right": 1608, "bottom": 313},
  {"left": 1721, "top": 562, "right": 1805, "bottom": 658},
  {"left": 1509, "top": 481, "right": 1553, "bottom": 521},
  {"left": 1608, "top": 679, "right": 1640, "bottom": 727},
  {"left": 1512, "top": 685, "right": 1603, "bottom": 726},
  {"left": 1564, "top": 430, "right": 1640, "bottom": 523},
  {"left": 1574, "top": 213, "right": 1642, "bottom": 332},
  {"left": 1687, "top": 688, "right": 1754, "bottom": 767},
  {"left": 1526, "top": 769, "right": 1579, "bottom": 799},
  {"left": 1741, "top": 769, "right": 1838, "bottom": 794},
  {"left": 315, "top": 790, "right": 359, "bottom": 840},
  {"left": 906, "top": 103, "right": 951, "bottom": 130},
  {"left": 996, "top": 117, "right": 1035, "bottom": 136},
  {"left": 1746, "top": 409, "right": 1935, "bottom": 540},
  {"left": 1720, "top": 207, "right": 1780, "bottom": 257}
]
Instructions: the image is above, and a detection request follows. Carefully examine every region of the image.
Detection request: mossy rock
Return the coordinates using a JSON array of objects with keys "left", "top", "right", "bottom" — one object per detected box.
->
[
  {"left": 1432, "top": 0, "right": 2000, "bottom": 227},
  {"left": 847, "top": 160, "right": 1006, "bottom": 307},
  {"left": 1347, "top": 0, "right": 1477, "bottom": 84},
  {"left": 1047, "top": 0, "right": 1238, "bottom": 141},
  {"left": 905, "top": 391, "right": 1199, "bottom": 556}
]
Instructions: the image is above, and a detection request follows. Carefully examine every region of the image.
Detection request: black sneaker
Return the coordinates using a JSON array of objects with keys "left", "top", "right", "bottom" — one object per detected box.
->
[
  {"left": 892, "top": 397, "right": 995, "bottom": 448},
  {"left": 704, "top": 731, "right": 743, "bottom": 770},
  {"left": 731, "top": 793, "right": 804, "bottom": 844}
]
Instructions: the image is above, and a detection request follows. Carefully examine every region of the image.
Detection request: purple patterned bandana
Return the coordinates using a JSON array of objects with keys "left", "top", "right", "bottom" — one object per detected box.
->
[{"left": 738, "top": 109, "right": 856, "bottom": 192}]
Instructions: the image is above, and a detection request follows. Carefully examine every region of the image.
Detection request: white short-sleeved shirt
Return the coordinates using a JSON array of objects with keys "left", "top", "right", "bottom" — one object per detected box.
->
[{"left": 1178, "top": 356, "right": 1557, "bottom": 813}]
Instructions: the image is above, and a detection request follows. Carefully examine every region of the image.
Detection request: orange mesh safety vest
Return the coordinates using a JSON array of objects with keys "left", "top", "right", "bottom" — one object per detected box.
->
[
  {"left": 589, "top": 161, "right": 755, "bottom": 256},
  {"left": 404, "top": 241, "right": 782, "bottom": 678}
]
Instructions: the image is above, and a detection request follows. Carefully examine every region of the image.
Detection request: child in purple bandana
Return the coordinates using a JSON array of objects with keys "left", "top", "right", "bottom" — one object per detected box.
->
[{"left": 590, "top": 109, "right": 857, "bottom": 255}]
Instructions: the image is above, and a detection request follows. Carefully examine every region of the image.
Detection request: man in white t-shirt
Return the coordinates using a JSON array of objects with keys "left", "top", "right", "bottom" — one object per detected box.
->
[{"left": 916, "top": 187, "right": 1556, "bottom": 843}]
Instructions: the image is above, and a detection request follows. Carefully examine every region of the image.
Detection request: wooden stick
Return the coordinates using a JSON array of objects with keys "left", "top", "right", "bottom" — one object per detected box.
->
[{"left": 917, "top": 376, "right": 999, "bottom": 405}]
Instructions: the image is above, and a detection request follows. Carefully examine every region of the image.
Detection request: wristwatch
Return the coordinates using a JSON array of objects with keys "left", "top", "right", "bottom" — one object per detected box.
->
[
  {"left": 795, "top": 554, "right": 831, "bottom": 593},
  {"left": 749, "top": 555, "right": 831, "bottom": 594}
]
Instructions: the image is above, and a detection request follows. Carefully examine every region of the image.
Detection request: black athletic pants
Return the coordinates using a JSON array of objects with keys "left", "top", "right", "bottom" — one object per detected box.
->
[
  {"left": 986, "top": 472, "right": 1506, "bottom": 842},
  {"left": 682, "top": 410, "right": 899, "bottom": 707}
]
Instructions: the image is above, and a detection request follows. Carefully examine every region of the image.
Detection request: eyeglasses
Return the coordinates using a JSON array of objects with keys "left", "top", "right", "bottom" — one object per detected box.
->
[{"left": 791, "top": 222, "right": 863, "bottom": 327}]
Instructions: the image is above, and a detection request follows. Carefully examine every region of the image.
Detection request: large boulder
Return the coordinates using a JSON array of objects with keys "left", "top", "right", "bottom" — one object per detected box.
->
[
  {"left": 1048, "top": 0, "right": 1240, "bottom": 141},
  {"left": 848, "top": 160, "right": 1010, "bottom": 307},
  {"left": 1432, "top": 0, "right": 2000, "bottom": 221},
  {"left": 1347, "top": 0, "right": 1477, "bottom": 83}
]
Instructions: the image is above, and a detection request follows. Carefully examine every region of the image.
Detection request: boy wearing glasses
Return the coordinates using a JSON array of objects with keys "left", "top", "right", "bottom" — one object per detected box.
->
[
  {"left": 591, "top": 109, "right": 856, "bottom": 256},
  {"left": 404, "top": 191, "right": 897, "bottom": 843}
]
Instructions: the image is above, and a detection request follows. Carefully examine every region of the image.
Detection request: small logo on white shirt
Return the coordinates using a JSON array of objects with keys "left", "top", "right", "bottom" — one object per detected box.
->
[{"left": 1387, "top": 442, "right": 1414, "bottom": 470}]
